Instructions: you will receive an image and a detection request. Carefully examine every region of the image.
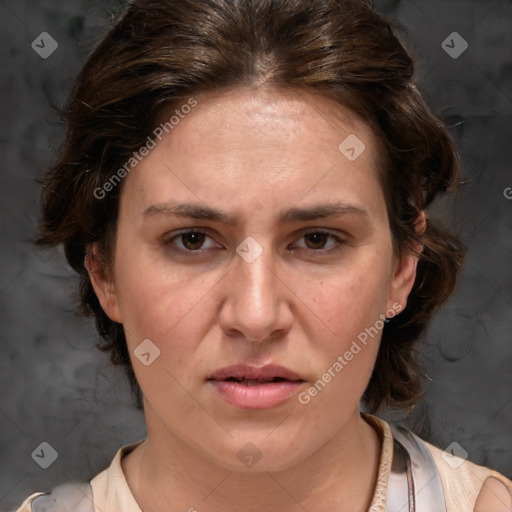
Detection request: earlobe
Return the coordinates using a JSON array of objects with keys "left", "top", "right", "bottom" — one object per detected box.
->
[{"left": 85, "top": 244, "right": 122, "bottom": 323}]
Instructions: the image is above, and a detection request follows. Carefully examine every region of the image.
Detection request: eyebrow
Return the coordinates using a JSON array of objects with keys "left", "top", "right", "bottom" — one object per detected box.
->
[{"left": 143, "top": 201, "right": 368, "bottom": 225}]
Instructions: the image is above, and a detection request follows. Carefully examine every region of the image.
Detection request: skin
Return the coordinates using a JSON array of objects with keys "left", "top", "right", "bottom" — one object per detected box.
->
[
  {"left": 87, "top": 86, "right": 424, "bottom": 512},
  {"left": 474, "top": 477, "right": 512, "bottom": 512}
]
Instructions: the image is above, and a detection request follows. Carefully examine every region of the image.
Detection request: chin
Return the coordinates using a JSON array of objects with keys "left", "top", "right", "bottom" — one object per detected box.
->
[{"left": 203, "top": 435, "right": 313, "bottom": 474}]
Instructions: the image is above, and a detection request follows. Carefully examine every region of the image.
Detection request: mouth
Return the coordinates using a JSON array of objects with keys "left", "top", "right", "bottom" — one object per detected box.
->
[{"left": 207, "top": 363, "right": 305, "bottom": 410}]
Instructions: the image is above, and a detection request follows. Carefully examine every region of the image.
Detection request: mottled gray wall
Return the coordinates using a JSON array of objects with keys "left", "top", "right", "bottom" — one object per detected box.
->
[{"left": 0, "top": 0, "right": 511, "bottom": 510}]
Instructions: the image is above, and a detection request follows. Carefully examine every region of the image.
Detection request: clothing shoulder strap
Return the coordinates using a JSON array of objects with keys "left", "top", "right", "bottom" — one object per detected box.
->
[
  {"left": 387, "top": 423, "right": 447, "bottom": 512},
  {"left": 29, "top": 481, "right": 94, "bottom": 512}
]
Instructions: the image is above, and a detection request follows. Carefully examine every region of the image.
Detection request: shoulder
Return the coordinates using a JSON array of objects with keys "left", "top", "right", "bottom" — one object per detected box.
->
[
  {"left": 14, "top": 492, "right": 45, "bottom": 512},
  {"left": 13, "top": 482, "right": 94, "bottom": 512},
  {"left": 13, "top": 440, "right": 144, "bottom": 512},
  {"left": 425, "top": 440, "right": 512, "bottom": 512},
  {"left": 372, "top": 414, "right": 512, "bottom": 512}
]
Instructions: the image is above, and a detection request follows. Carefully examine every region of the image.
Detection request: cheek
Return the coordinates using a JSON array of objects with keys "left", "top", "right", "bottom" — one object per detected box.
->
[
  {"left": 300, "top": 260, "right": 392, "bottom": 395},
  {"left": 112, "top": 254, "right": 223, "bottom": 403},
  {"left": 308, "top": 262, "right": 391, "bottom": 340},
  {"left": 112, "top": 243, "right": 225, "bottom": 352}
]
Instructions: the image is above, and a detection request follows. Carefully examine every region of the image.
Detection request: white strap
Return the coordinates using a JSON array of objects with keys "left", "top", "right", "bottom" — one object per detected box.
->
[{"left": 387, "top": 424, "right": 447, "bottom": 512}]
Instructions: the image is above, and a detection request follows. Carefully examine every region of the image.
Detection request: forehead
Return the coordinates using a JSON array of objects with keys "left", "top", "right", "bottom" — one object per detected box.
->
[
  {"left": 122, "top": 86, "right": 383, "bottom": 220},
  {"left": 162, "top": 86, "right": 375, "bottom": 160}
]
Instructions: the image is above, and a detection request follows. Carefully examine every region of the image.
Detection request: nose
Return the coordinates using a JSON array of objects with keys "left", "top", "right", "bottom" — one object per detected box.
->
[{"left": 218, "top": 239, "right": 294, "bottom": 343}]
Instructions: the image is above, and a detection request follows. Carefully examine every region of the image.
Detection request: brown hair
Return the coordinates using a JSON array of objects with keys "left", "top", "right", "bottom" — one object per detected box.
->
[{"left": 36, "top": 0, "right": 465, "bottom": 413}]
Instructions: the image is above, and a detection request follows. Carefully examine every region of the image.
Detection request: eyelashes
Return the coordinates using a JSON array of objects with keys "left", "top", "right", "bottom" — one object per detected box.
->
[
  {"left": 162, "top": 228, "right": 348, "bottom": 257},
  {"left": 293, "top": 230, "right": 344, "bottom": 251}
]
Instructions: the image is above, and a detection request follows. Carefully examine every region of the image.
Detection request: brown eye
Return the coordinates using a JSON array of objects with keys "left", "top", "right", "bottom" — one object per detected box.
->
[
  {"left": 180, "top": 232, "right": 206, "bottom": 250},
  {"left": 291, "top": 230, "right": 347, "bottom": 255},
  {"left": 304, "top": 232, "right": 330, "bottom": 250},
  {"left": 163, "top": 229, "right": 220, "bottom": 256}
]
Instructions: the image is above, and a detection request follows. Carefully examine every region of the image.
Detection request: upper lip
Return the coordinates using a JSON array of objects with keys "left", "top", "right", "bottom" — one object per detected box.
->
[{"left": 208, "top": 363, "right": 304, "bottom": 382}]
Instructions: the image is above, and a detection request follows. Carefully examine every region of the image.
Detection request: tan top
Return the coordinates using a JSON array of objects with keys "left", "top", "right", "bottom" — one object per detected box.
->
[{"left": 16, "top": 414, "right": 512, "bottom": 512}]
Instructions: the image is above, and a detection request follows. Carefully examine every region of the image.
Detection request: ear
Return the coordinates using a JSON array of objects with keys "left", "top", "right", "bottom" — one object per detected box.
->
[
  {"left": 386, "top": 211, "right": 426, "bottom": 313},
  {"left": 85, "top": 244, "right": 123, "bottom": 323}
]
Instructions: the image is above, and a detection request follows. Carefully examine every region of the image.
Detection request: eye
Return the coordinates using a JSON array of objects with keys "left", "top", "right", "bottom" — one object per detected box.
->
[
  {"left": 291, "top": 230, "right": 346, "bottom": 253},
  {"left": 163, "top": 229, "right": 221, "bottom": 255},
  {"left": 162, "top": 228, "right": 347, "bottom": 258}
]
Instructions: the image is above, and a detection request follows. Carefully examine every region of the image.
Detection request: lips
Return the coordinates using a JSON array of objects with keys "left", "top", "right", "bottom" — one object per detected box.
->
[
  {"left": 207, "top": 363, "right": 304, "bottom": 383},
  {"left": 207, "top": 363, "right": 305, "bottom": 409}
]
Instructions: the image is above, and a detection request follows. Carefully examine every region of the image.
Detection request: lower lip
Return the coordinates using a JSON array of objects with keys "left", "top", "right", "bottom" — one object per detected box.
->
[{"left": 209, "top": 380, "right": 304, "bottom": 409}]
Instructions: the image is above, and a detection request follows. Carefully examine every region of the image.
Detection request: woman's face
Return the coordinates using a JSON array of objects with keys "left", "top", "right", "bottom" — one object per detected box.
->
[{"left": 90, "top": 86, "right": 418, "bottom": 471}]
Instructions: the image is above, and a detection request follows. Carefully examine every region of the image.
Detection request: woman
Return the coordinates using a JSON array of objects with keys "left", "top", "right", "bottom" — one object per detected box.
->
[{"left": 15, "top": 0, "right": 512, "bottom": 510}]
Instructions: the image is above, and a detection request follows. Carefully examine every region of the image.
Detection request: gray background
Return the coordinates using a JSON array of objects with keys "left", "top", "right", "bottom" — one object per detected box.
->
[{"left": 0, "top": 0, "right": 511, "bottom": 510}]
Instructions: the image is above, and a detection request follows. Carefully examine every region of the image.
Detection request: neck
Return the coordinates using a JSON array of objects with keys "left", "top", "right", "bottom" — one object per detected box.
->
[{"left": 122, "top": 408, "right": 381, "bottom": 512}]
